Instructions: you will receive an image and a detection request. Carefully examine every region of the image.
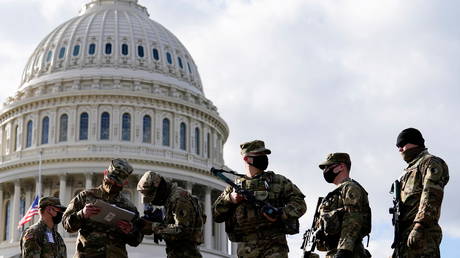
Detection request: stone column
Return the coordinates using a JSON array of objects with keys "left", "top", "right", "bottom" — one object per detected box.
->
[
  {"left": 59, "top": 174, "right": 67, "bottom": 236},
  {"left": 220, "top": 223, "right": 228, "bottom": 253},
  {"left": 59, "top": 174, "right": 67, "bottom": 204},
  {"left": 135, "top": 175, "right": 143, "bottom": 215},
  {"left": 25, "top": 188, "right": 32, "bottom": 228},
  {"left": 34, "top": 176, "right": 41, "bottom": 224},
  {"left": 10, "top": 180, "right": 21, "bottom": 242},
  {"left": 186, "top": 181, "right": 193, "bottom": 193},
  {"left": 85, "top": 172, "right": 93, "bottom": 189},
  {"left": 231, "top": 242, "right": 238, "bottom": 257},
  {"left": 204, "top": 187, "right": 212, "bottom": 249},
  {"left": 0, "top": 184, "right": 4, "bottom": 241}
]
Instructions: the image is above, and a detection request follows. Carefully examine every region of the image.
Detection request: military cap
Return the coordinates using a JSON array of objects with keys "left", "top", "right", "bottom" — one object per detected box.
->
[
  {"left": 106, "top": 158, "right": 133, "bottom": 185},
  {"left": 137, "top": 171, "right": 164, "bottom": 204},
  {"left": 319, "top": 153, "right": 351, "bottom": 169},
  {"left": 240, "top": 140, "right": 271, "bottom": 156},
  {"left": 39, "top": 196, "right": 66, "bottom": 210}
]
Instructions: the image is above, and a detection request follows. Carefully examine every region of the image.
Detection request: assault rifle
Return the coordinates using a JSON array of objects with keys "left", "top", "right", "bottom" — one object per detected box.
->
[
  {"left": 210, "top": 167, "right": 282, "bottom": 220},
  {"left": 389, "top": 180, "right": 401, "bottom": 255},
  {"left": 140, "top": 204, "right": 164, "bottom": 244},
  {"left": 301, "top": 197, "right": 323, "bottom": 258}
]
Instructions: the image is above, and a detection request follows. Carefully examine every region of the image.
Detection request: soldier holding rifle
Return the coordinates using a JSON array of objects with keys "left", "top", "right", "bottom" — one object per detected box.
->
[
  {"left": 212, "top": 140, "right": 306, "bottom": 258},
  {"left": 391, "top": 128, "right": 449, "bottom": 258},
  {"left": 314, "top": 153, "right": 371, "bottom": 258}
]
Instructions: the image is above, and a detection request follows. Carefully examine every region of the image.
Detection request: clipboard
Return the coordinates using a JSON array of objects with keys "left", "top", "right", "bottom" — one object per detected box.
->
[{"left": 89, "top": 199, "right": 136, "bottom": 226}]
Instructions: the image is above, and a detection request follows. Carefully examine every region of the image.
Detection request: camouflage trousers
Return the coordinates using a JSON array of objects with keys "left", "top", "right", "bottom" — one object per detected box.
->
[
  {"left": 165, "top": 240, "right": 202, "bottom": 258},
  {"left": 392, "top": 225, "right": 441, "bottom": 258},
  {"left": 325, "top": 242, "right": 371, "bottom": 258},
  {"left": 237, "top": 236, "right": 288, "bottom": 258}
]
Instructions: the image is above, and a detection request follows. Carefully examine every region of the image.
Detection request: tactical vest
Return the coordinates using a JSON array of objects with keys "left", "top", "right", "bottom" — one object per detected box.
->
[
  {"left": 189, "top": 193, "right": 206, "bottom": 244},
  {"left": 165, "top": 188, "right": 206, "bottom": 244},
  {"left": 316, "top": 179, "right": 371, "bottom": 251},
  {"left": 225, "top": 171, "right": 293, "bottom": 242},
  {"left": 399, "top": 151, "right": 448, "bottom": 227}
]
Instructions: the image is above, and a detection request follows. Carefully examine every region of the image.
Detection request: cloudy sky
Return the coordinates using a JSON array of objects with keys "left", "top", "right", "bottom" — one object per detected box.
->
[{"left": 1, "top": 0, "right": 459, "bottom": 257}]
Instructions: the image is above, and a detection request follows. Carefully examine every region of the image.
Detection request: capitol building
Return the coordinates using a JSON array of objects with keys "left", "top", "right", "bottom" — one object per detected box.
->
[{"left": 0, "top": 0, "right": 233, "bottom": 257}]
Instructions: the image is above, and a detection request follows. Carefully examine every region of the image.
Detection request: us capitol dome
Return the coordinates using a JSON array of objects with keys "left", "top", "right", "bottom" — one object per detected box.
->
[{"left": 0, "top": 0, "right": 232, "bottom": 257}]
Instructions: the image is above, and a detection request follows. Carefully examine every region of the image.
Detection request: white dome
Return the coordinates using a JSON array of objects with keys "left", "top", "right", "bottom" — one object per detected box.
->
[{"left": 21, "top": 0, "right": 203, "bottom": 94}]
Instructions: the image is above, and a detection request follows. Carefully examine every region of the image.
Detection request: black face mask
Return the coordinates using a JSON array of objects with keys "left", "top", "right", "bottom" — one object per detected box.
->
[
  {"left": 103, "top": 178, "right": 123, "bottom": 194},
  {"left": 151, "top": 179, "right": 168, "bottom": 205},
  {"left": 52, "top": 211, "right": 63, "bottom": 225},
  {"left": 401, "top": 146, "right": 425, "bottom": 163},
  {"left": 323, "top": 166, "right": 339, "bottom": 183},
  {"left": 248, "top": 155, "right": 269, "bottom": 170}
]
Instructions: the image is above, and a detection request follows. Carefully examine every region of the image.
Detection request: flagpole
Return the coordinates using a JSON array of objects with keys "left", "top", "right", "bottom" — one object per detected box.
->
[{"left": 38, "top": 149, "right": 43, "bottom": 198}]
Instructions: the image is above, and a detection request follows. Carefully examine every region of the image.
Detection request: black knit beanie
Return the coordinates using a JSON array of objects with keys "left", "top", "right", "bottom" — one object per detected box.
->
[{"left": 396, "top": 128, "right": 425, "bottom": 148}]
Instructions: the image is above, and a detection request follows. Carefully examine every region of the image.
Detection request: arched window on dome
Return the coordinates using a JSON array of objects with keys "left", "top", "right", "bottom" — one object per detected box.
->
[
  {"left": 195, "top": 127, "right": 200, "bottom": 155},
  {"left": 152, "top": 48, "right": 160, "bottom": 61},
  {"left": 180, "top": 122, "right": 186, "bottom": 151},
  {"left": 59, "top": 114, "right": 68, "bottom": 142},
  {"left": 166, "top": 52, "right": 173, "bottom": 64},
  {"left": 101, "top": 112, "right": 110, "bottom": 140},
  {"left": 162, "top": 118, "right": 170, "bottom": 146},
  {"left": 13, "top": 125, "right": 19, "bottom": 152},
  {"left": 88, "top": 43, "right": 96, "bottom": 55},
  {"left": 187, "top": 62, "right": 192, "bottom": 74},
  {"left": 41, "top": 117, "right": 49, "bottom": 145},
  {"left": 105, "top": 43, "right": 112, "bottom": 55},
  {"left": 79, "top": 112, "right": 89, "bottom": 140},
  {"left": 4, "top": 200, "right": 11, "bottom": 241},
  {"left": 58, "top": 47, "right": 66, "bottom": 59},
  {"left": 143, "top": 115, "right": 152, "bottom": 143},
  {"left": 121, "top": 44, "right": 129, "bottom": 56},
  {"left": 207, "top": 132, "right": 211, "bottom": 158},
  {"left": 138, "top": 46, "right": 145, "bottom": 58},
  {"left": 73, "top": 45, "right": 80, "bottom": 57},
  {"left": 178, "top": 57, "right": 184, "bottom": 69},
  {"left": 46, "top": 51, "right": 53, "bottom": 63},
  {"left": 122, "top": 113, "right": 131, "bottom": 141},
  {"left": 26, "top": 120, "right": 33, "bottom": 148}
]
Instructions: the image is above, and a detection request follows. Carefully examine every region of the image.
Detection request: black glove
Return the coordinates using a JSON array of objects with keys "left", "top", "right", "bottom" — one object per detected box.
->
[
  {"left": 334, "top": 249, "right": 353, "bottom": 258},
  {"left": 261, "top": 204, "right": 281, "bottom": 220}
]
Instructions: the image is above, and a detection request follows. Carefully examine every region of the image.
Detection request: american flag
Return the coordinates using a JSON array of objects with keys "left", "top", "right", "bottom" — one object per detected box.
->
[{"left": 18, "top": 196, "right": 39, "bottom": 229}]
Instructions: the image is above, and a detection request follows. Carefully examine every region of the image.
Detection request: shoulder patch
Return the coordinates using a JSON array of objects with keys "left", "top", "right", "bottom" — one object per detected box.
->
[
  {"left": 23, "top": 231, "right": 36, "bottom": 241},
  {"left": 342, "top": 183, "right": 364, "bottom": 206}
]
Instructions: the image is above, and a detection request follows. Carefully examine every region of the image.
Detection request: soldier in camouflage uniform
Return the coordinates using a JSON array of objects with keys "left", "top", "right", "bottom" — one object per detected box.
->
[
  {"left": 20, "top": 196, "right": 67, "bottom": 258},
  {"left": 137, "top": 171, "right": 205, "bottom": 258},
  {"left": 393, "top": 128, "right": 449, "bottom": 258},
  {"left": 315, "top": 153, "right": 372, "bottom": 258},
  {"left": 62, "top": 159, "right": 143, "bottom": 258},
  {"left": 213, "top": 140, "right": 306, "bottom": 258}
]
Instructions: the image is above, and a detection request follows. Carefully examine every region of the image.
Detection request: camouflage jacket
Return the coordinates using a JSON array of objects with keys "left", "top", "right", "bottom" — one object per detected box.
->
[
  {"left": 317, "top": 178, "right": 371, "bottom": 252},
  {"left": 20, "top": 220, "right": 67, "bottom": 258},
  {"left": 399, "top": 149, "right": 449, "bottom": 229},
  {"left": 156, "top": 183, "right": 205, "bottom": 244},
  {"left": 62, "top": 186, "right": 143, "bottom": 258},
  {"left": 213, "top": 171, "right": 306, "bottom": 242}
]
